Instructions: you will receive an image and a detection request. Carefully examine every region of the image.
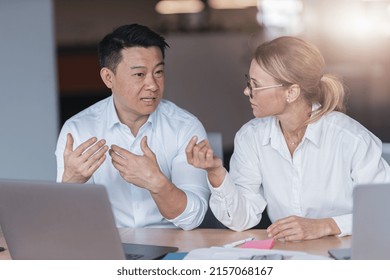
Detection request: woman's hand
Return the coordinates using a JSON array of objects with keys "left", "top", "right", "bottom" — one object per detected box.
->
[
  {"left": 186, "top": 136, "right": 226, "bottom": 187},
  {"left": 267, "top": 215, "right": 341, "bottom": 241}
]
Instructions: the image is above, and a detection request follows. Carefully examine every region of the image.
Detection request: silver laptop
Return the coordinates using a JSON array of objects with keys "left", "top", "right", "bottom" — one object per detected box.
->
[
  {"left": 328, "top": 183, "right": 390, "bottom": 260},
  {"left": 0, "top": 179, "right": 177, "bottom": 260}
]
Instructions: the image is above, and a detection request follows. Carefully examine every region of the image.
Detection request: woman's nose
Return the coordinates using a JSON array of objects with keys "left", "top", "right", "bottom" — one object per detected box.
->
[{"left": 243, "top": 86, "right": 251, "bottom": 98}]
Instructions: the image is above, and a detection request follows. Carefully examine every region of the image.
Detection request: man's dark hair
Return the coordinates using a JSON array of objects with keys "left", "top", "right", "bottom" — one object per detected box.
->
[{"left": 98, "top": 24, "right": 169, "bottom": 72}]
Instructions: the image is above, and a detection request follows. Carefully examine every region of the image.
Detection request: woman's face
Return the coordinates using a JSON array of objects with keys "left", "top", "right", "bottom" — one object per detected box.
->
[{"left": 244, "top": 59, "right": 288, "bottom": 118}]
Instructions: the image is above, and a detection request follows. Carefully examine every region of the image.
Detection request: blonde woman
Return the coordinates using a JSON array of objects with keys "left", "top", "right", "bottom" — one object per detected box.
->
[{"left": 186, "top": 36, "right": 390, "bottom": 241}]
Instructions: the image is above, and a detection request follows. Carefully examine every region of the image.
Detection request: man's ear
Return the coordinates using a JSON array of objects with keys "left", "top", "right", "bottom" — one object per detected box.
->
[
  {"left": 286, "top": 84, "right": 301, "bottom": 103},
  {"left": 100, "top": 67, "right": 114, "bottom": 89}
]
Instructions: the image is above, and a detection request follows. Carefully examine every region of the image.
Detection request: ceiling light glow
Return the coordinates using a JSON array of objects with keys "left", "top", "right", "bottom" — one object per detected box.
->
[
  {"left": 155, "top": 0, "right": 205, "bottom": 15},
  {"left": 208, "top": 0, "right": 258, "bottom": 9}
]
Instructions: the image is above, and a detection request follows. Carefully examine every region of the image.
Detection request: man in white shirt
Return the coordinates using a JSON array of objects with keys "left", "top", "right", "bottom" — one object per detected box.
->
[{"left": 55, "top": 24, "right": 209, "bottom": 230}]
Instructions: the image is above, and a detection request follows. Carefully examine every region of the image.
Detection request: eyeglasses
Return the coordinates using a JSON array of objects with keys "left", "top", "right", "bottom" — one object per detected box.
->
[{"left": 245, "top": 74, "right": 284, "bottom": 99}]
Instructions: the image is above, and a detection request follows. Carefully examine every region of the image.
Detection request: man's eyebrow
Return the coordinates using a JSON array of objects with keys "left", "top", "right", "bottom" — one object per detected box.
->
[
  {"left": 130, "top": 61, "right": 165, "bottom": 69},
  {"left": 130, "top": 65, "right": 146, "bottom": 70},
  {"left": 129, "top": 61, "right": 165, "bottom": 70}
]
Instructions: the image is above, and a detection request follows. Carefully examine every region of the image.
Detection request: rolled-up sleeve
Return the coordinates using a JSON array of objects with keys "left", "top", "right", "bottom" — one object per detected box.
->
[{"left": 167, "top": 121, "right": 210, "bottom": 230}]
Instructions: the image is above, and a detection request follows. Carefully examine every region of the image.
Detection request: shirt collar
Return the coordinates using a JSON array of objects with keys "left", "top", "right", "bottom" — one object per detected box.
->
[
  {"left": 305, "top": 120, "right": 323, "bottom": 148},
  {"left": 268, "top": 117, "right": 283, "bottom": 148},
  {"left": 263, "top": 103, "right": 323, "bottom": 148},
  {"left": 260, "top": 117, "right": 277, "bottom": 146},
  {"left": 106, "top": 95, "right": 121, "bottom": 129},
  {"left": 148, "top": 105, "right": 158, "bottom": 129},
  {"left": 106, "top": 95, "right": 157, "bottom": 130},
  {"left": 304, "top": 103, "right": 323, "bottom": 147}
]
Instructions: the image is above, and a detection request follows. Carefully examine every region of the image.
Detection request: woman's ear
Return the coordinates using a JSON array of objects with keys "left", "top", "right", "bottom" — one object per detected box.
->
[
  {"left": 286, "top": 84, "right": 301, "bottom": 103},
  {"left": 100, "top": 67, "right": 114, "bottom": 89}
]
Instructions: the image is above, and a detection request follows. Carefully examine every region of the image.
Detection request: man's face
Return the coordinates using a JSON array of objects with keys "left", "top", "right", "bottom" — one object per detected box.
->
[{"left": 102, "top": 46, "right": 165, "bottom": 123}]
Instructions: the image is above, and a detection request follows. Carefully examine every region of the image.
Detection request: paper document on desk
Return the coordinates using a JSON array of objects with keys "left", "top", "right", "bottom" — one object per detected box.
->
[{"left": 184, "top": 247, "right": 330, "bottom": 260}]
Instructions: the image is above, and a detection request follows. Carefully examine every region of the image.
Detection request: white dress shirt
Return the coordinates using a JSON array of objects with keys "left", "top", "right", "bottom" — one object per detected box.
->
[
  {"left": 56, "top": 96, "right": 210, "bottom": 230},
  {"left": 210, "top": 111, "right": 390, "bottom": 236}
]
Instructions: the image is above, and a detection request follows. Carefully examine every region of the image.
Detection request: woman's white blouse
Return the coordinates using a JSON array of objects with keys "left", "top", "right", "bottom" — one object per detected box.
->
[{"left": 210, "top": 111, "right": 390, "bottom": 236}]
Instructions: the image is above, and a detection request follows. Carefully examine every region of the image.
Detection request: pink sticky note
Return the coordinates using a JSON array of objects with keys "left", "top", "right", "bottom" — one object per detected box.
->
[{"left": 240, "top": 239, "right": 275, "bottom": 249}]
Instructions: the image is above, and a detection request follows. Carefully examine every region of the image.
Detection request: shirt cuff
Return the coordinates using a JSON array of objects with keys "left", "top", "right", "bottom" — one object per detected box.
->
[
  {"left": 332, "top": 214, "right": 352, "bottom": 237},
  {"left": 167, "top": 190, "right": 205, "bottom": 230},
  {"left": 207, "top": 172, "right": 237, "bottom": 200}
]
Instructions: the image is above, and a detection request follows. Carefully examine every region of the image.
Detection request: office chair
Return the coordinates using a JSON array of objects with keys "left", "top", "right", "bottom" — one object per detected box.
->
[
  {"left": 198, "top": 207, "right": 272, "bottom": 229},
  {"left": 382, "top": 143, "right": 390, "bottom": 164},
  {"left": 198, "top": 132, "right": 226, "bottom": 229},
  {"left": 198, "top": 207, "right": 227, "bottom": 229},
  {"left": 250, "top": 208, "right": 272, "bottom": 229},
  {"left": 206, "top": 132, "right": 224, "bottom": 162}
]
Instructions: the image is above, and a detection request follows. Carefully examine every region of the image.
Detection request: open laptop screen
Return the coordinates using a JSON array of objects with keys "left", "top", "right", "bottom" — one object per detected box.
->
[{"left": 0, "top": 179, "right": 177, "bottom": 260}]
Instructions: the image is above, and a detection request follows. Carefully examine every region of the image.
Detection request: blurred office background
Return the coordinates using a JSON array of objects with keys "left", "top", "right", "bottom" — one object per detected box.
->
[{"left": 1, "top": 0, "right": 390, "bottom": 180}]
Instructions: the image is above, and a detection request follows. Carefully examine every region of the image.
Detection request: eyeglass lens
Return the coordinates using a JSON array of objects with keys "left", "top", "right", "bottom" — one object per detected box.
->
[{"left": 245, "top": 74, "right": 253, "bottom": 98}]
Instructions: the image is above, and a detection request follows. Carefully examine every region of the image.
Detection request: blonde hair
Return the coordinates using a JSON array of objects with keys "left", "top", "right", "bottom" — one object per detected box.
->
[{"left": 254, "top": 36, "right": 346, "bottom": 125}]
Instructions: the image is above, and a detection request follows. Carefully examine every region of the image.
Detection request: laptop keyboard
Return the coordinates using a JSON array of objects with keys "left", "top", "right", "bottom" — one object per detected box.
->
[{"left": 125, "top": 253, "right": 144, "bottom": 260}]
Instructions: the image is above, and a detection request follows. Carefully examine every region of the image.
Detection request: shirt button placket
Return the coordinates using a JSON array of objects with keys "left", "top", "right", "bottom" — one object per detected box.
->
[{"left": 291, "top": 150, "right": 302, "bottom": 215}]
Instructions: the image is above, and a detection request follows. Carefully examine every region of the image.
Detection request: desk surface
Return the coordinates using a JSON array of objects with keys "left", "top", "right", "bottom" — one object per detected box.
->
[{"left": 0, "top": 228, "right": 351, "bottom": 260}]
